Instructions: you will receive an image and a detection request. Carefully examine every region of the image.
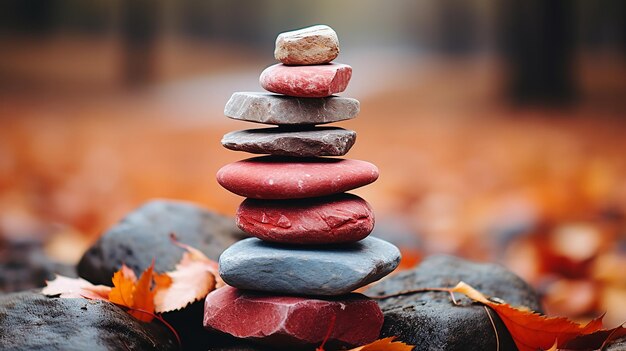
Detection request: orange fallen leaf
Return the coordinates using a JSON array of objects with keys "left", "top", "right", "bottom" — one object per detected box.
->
[
  {"left": 42, "top": 275, "right": 111, "bottom": 300},
  {"left": 108, "top": 264, "right": 137, "bottom": 308},
  {"left": 563, "top": 323, "right": 626, "bottom": 350},
  {"left": 449, "top": 281, "right": 606, "bottom": 351},
  {"left": 108, "top": 262, "right": 172, "bottom": 322},
  {"left": 347, "top": 337, "right": 414, "bottom": 351},
  {"left": 544, "top": 340, "right": 558, "bottom": 351}
]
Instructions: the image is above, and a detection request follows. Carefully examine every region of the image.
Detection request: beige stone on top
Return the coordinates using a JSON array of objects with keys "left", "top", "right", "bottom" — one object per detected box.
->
[{"left": 274, "top": 25, "right": 339, "bottom": 65}]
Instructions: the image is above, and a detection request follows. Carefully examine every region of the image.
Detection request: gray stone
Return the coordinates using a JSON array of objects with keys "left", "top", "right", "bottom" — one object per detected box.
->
[
  {"left": 224, "top": 92, "right": 359, "bottom": 125},
  {"left": 275, "top": 25, "right": 339, "bottom": 65},
  {"left": 78, "top": 199, "right": 246, "bottom": 285},
  {"left": 364, "top": 255, "right": 543, "bottom": 351},
  {"left": 221, "top": 127, "right": 356, "bottom": 157},
  {"left": 219, "top": 236, "right": 401, "bottom": 296},
  {"left": 0, "top": 291, "right": 177, "bottom": 351}
]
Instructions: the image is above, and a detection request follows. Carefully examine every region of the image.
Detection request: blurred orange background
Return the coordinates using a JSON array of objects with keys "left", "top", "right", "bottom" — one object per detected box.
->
[{"left": 1, "top": 0, "right": 625, "bottom": 326}]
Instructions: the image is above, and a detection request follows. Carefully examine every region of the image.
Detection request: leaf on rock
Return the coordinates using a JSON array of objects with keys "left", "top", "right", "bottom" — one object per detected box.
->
[
  {"left": 109, "top": 264, "right": 137, "bottom": 307},
  {"left": 43, "top": 275, "right": 111, "bottom": 300},
  {"left": 347, "top": 337, "right": 415, "bottom": 351},
  {"left": 108, "top": 262, "right": 171, "bottom": 322},
  {"left": 564, "top": 324, "right": 626, "bottom": 350},
  {"left": 449, "top": 282, "right": 605, "bottom": 351},
  {"left": 544, "top": 341, "right": 558, "bottom": 351},
  {"left": 42, "top": 238, "right": 219, "bottom": 322},
  {"left": 154, "top": 250, "right": 216, "bottom": 313},
  {"left": 169, "top": 233, "right": 223, "bottom": 288},
  {"left": 129, "top": 264, "right": 158, "bottom": 322}
]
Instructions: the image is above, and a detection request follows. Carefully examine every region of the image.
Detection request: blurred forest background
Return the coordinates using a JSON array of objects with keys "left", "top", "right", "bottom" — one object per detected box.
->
[{"left": 0, "top": 0, "right": 625, "bottom": 326}]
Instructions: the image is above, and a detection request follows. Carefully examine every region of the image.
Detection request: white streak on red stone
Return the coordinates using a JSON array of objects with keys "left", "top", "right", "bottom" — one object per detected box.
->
[{"left": 216, "top": 156, "right": 379, "bottom": 199}]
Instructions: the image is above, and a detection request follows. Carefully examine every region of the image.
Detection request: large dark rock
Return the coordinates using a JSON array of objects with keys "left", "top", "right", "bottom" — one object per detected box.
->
[
  {"left": 365, "top": 255, "right": 542, "bottom": 351},
  {"left": 77, "top": 199, "right": 246, "bottom": 351},
  {"left": 78, "top": 199, "right": 245, "bottom": 285},
  {"left": 205, "top": 334, "right": 271, "bottom": 351},
  {"left": 0, "top": 291, "right": 177, "bottom": 351}
]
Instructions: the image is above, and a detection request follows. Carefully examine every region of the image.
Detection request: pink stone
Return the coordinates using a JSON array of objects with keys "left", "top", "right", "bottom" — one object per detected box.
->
[
  {"left": 203, "top": 286, "right": 383, "bottom": 348},
  {"left": 259, "top": 63, "right": 352, "bottom": 98},
  {"left": 236, "top": 193, "right": 374, "bottom": 244},
  {"left": 216, "top": 156, "right": 379, "bottom": 199}
]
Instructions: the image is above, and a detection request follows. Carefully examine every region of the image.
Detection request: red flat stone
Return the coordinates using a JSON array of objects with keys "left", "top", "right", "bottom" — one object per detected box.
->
[
  {"left": 236, "top": 193, "right": 374, "bottom": 244},
  {"left": 203, "top": 286, "right": 383, "bottom": 348},
  {"left": 216, "top": 156, "right": 379, "bottom": 199},
  {"left": 259, "top": 63, "right": 352, "bottom": 98}
]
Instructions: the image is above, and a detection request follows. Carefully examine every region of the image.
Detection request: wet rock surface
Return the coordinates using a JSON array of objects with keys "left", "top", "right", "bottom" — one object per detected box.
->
[
  {"left": 365, "top": 255, "right": 542, "bottom": 351},
  {"left": 0, "top": 291, "right": 177, "bottom": 351},
  {"left": 78, "top": 199, "right": 245, "bottom": 285}
]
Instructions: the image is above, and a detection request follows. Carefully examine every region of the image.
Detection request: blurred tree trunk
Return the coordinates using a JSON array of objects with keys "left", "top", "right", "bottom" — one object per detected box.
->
[
  {"left": 0, "top": 0, "right": 56, "bottom": 35},
  {"left": 499, "top": 0, "right": 575, "bottom": 105},
  {"left": 121, "top": 0, "right": 159, "bottom": 86}
]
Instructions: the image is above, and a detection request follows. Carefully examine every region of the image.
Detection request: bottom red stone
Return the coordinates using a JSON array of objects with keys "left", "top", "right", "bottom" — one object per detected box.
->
[{"left": 203, "top": 286, "right": 383, "bottom": 349}]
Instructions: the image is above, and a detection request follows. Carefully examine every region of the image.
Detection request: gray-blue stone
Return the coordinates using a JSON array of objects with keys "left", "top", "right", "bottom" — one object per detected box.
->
[{"left": 218, "top": 236, "right": 401, "bottom": 296}]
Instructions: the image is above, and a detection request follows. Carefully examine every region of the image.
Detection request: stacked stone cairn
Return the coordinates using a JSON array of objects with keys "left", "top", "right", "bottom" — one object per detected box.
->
[{"left": 204, "top": 25, "right": 401, "bottom": 349}]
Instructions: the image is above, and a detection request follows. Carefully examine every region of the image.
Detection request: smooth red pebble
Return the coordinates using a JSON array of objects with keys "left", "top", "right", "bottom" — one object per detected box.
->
[
  {"left": 259, "top": 63, "right": 352, "bottom": 98},
  {"left": 203, "top": 286, "right": 383, "bottom": 348},
  {"left": 237, "top": 193, "right": 374, "bottom": 244},
  {"left": 216, "top": 156, "right": 379, "bottom": 199}
]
